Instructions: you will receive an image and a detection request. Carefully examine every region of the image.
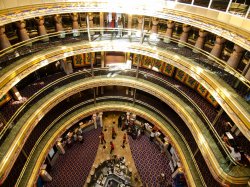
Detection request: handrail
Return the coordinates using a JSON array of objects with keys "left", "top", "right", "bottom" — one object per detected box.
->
[
  {"left": 0, "top": 68, "right": 107, "bottom": 141},
  {"left": 0, "top": 70, "right": 247, "bottom": 186},
  {"left": 0, "top": 66, "right": 242, "bottom": 169},
  {"left": 15, "top": 96, "right": 206, "bottom": 187},
  {"left": 0, "top": 27, "right": 249, "bottom": 91},
  {"left": 136, "top": 69, "right": 243, "bottom": 167}
]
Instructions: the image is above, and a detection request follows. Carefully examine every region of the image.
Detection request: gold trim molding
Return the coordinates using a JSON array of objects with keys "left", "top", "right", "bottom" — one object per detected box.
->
[
  {"left": 0, "top": 41, "right": 249, "bottom": 140},
  {"left": 0, "top": 77, "right": 248, "bottom": 185},
  {"left": 0, "top": 1, "right": 249, "bottom": 51},
  {"left": 25, "top": 103, "right": 200, "bottom": 187}
]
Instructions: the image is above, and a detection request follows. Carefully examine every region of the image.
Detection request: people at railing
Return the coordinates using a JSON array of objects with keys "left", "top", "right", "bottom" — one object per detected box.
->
[{"left": 225, "top": 143, "right": 242, "bottom": 162}]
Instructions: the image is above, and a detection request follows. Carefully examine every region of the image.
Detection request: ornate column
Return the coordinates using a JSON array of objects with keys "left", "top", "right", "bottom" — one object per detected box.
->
[
  {"left": 210, "top": 36, "right": 226, "bottom": 58},
  {"left": 15, "top": 20, "right": 30, "bottom": 42},
  {"left": 127, "top": 14, "right": 132, "bottom": 35},
  {"left": 151, "top": 17, "right": 159, "bottom": 34},
  {"left": 88, "top": 13, "right": 95, "bottom": 35},
  {"left": 164, "top": 20, "right": 175, "bottom": 43},
  {"left": 100, "top": 12, "right": 104, "bottom": 35},
  {"left": 71, "top": 13, "right": 79, "bottom": 30},
  {"left": 71, "top": 13, "right": 80, "bottom": 36},
  {"left": 0, "top": 26, "right": 11, "bottom": 50},
  {"left": 178, "top": 24, "right": 191, "bottom": 47},
  {"left": 193, "top": 30, "right": 208, "bottom": 53},
  {"left": 101, "top": 51, "right": 105, "bottom": 68},
  {"left": 56, "top": 141, "right": 65, "bottom": 154},
  {"left": 137, "top": 16, "right": 143, "bottom": 31},
  {"left": 227, "top": 44, "right": 245, "bottom": 69},
  {"left": 35, "top": 16, "right": 48, "bottom": 42},
  {"left": 243, "top": 60, "right": 250, "bottom": 81},
  {"left": 54, "top": 14, "right": 65, "bottom": 38},
  {"left": 93, "top": 113, "right": 97, "bottom": 129},
  {"left": 98, "top": 112, "right": 103, "bottom": 127},
  {"left": 11, "top": 86, "right": 22, "bottom": 101}
]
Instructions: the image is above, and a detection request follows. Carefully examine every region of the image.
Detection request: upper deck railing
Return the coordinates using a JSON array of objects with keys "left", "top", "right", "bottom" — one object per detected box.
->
[{"left": 0, "top": 1, "right": 249, "bottom": 51}]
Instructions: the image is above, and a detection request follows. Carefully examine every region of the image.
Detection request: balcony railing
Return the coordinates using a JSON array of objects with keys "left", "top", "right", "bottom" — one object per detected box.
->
[
  {"left": 15, "top": 97, "right": 206, "bottom": 187},
  {"left": 0, "top": 68, "right": 247, "bottom": 185},
  {"left": 0, "top": 28, "right": 249, "bottom": 101}
]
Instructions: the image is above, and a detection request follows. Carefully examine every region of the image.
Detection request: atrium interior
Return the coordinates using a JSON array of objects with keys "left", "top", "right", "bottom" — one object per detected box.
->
[{"left": 0, "top": 0, "right": 249, "bottom": 187}]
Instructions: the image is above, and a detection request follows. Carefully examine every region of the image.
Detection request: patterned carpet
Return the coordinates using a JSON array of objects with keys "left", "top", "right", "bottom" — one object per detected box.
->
[
  {"left": 45, "top": 127, "right": 101, "bottom": 187},
  {"left": 128, "top": 135, "right": 173, "bottom": 187}
]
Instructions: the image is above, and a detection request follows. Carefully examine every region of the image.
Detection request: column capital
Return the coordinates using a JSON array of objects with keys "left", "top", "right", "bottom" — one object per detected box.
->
[
  {"left": 198, "top": 30, "right": 208, "bottom": 38},
  {"left": 215, "top": 36, "right": 226, "bottom": 44},
  {"left": 167, "top": 21, "right": 175, "bottom": 29},
  {"left": 54, "top": 14, "right": 62, "bottom": 23},
  {"left": 152, "top": 17, "right": 159, "bottom": 26}
]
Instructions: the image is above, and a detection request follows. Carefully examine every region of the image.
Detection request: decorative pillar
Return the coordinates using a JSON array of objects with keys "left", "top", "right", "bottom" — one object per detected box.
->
[
  {"left": 178, "top": 24, "right": 191, "bottom": 47},
  {"left": 227, "top": 44, "right": 245, "bottom": 69},
  {"left": 244, "top": 61, "right": 250, "bottom": 81},
  {"left": 71, "top": 13, "right": 80, "bottom": 36},
  {"left": 11, "top": 86, "right": 22, "bottom": 101},
  {"left": 101, "top": 87, "right": 104, "bottom": 94},
  {"left": 35, "top": 16, "right": 48, "bottom": 42},
  {"left": 56, "top": 141, "right": 65, "bottom": 154},
  {"left": 93, "top": 113, "right": 97, "bottom": 129},
  {"left": 127, "top": 14, "right": 132, "bottom": 35},
  {"left": 15, "top": 20, "right": 30, "bottom": 42},
  {"left": 100, "top": 12, "right": 104, "bottom": 35},
  {"left": 151, "top": 17, "right": 159, "bottom": 34},
  {"left": 164, "top": 20, "right": 175, "bottom": 43},
  {"left": 137, "top": 16, "right": 143, "bottom": 30},
  {"left": 54, "top": 14, "right": 65, "bottom": 38},
  {"left": 98, "top": 112, "right": 103, "bottom": 127},
  {"left": 35, "top": 17, "right": 47, "bottom": 36},
  {"left": 0, "top": 26, "right": 11, "bottom": 50},
  {"left": 193, "top": 30, "right": 208, "bottom": 53},
  {"left": 88, "top": 13, "right": 95, "bottom": 35},
  {"left": 101, "top": 51, "right": 105, "bottom": 68},
  {"left": 210, "top": 36, "right": 226, "bottom": 58}
]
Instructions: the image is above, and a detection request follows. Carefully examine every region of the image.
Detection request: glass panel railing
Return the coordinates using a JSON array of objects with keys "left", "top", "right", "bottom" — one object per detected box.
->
[
  {"left": 0, "top": 28, "right": 248, "bottom": 103},
  {"left": 174, "top": 0, "right": 249, "bottom": 18},
  {"left": 15, "top": 97, "right": 205, "bottom": 187},
  {"left": 210, "top": 0, "right": 230, "bottom": 12},
  {"left": 193, "top": 0, "right": 210, "bottom": 7},
  {"left": 0, "top": 68, "right": 248, "bottom": 187},
  {"left": 120, "top": 68, "right": 243, "bottom": 168},
  {"left": 0, "top": 69, "right": 94, "bottom": 145}
]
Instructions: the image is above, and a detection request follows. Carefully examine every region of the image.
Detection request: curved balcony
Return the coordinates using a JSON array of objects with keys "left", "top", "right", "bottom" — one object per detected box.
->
[
  {"left": 0, "top": 1, "right": 249, "bottom": 51},
  {"left": 13, "top": 98, "right": 207, "bottom": 187},
  {"left": 0, "top": 28, "right": 249, "bottom": 140},
  {"left": 0, "top": 69, "right": 249, "bottom": 186}
]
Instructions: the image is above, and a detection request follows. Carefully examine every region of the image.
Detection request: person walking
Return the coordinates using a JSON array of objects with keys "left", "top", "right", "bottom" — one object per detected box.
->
[
  {"left": 100, "top": 131, "right": 106, "bottom": 144},
  {"left": 110, "top": 141, "right": 115, "bottom": 154},
  {"left": 122, "top": 133, "right": 127, "bottom": 148},
  {"left": 112, "top": 127, "right": 116, "bottom": 139}
]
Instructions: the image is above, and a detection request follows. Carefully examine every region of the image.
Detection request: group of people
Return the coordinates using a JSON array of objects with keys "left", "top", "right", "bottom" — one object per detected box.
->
[
  {"left": 65, "top": 127, "right": 84, "bottom": 147},
  {"left": 99, "top": 130, "right": 127, "bottom": 154}
]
